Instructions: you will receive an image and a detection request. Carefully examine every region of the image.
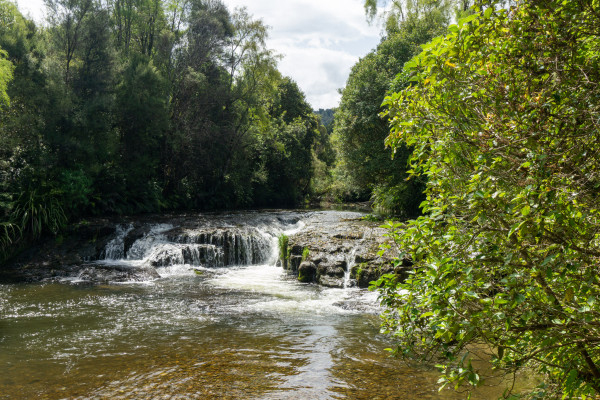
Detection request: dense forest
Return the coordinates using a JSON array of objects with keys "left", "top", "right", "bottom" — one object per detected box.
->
[{"left": 0, "top": 0, "right": 334, "bottom": 261}]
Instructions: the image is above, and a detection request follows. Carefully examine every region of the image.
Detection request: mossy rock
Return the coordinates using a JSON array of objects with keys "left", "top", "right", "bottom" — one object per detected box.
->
[{"left": 298, "top": 261, "right": 317, "bottom": 283}]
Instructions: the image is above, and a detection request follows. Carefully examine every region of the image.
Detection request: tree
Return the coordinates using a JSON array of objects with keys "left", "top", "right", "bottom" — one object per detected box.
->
[
  {"left": 364, "top": 0, "right": 478, "bottom": 26},
  {"left": 0, "top": 46, "right": 12, "bottom": 108},
  {"left": 332, "top": 3, "right": 447, "bottom": 215},
  {"left": 0, "top": 0, "right": 17, "bottom": 109},
  {"left": 114, "top": 54, "right": 169, "bottom": 212},
  {"left": 377, "top": 1, "right": 600, "bottom": 398},
  {"left": 45, "top": 0, "right": 94, "bottom": 85}
]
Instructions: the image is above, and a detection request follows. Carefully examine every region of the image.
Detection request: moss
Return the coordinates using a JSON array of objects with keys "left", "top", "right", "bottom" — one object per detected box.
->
[
  {"left": 297, "top": 272, "right": 311, "bottom": 283},
  {"left": 301, "top": 246, "right": 309, "bottom": 261},
  {"left": 278, "top": 234, "right": 289, "bottom": 261}
]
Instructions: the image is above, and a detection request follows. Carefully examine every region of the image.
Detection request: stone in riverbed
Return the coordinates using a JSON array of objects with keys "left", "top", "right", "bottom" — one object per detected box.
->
[
  {"left": 326, "top": 266, "right": 345, "bottom": 278},
  {"left": 289, "top": 255, "right": 302, "bottom": 272},
  {"left": 318, "top": 275, "right": 344, "bottom": 288},
  {"left": 297, "top": 261, "right": 317, "bottom": 283},
  {"left": 77, "top": 264, "right": 160, "bottom": 282}
]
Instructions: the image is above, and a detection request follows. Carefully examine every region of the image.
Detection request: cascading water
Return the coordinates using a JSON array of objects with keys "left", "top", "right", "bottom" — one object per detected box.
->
[
  {"left": 344, "top": 247, "right": 358, "bottom": 289},
  {"left": 102, "top": 224, "right": 133, "bottom": 260},
  {"left": 91, "top": 217, "right": 296, "bottom": 280}
]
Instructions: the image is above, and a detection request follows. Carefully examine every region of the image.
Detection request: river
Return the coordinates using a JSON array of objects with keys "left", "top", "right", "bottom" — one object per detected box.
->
[{"left": 0, "top": 211, "right": 530, "bottom": 399}]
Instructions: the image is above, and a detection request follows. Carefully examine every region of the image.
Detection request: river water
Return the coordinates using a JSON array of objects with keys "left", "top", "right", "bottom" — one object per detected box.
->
[{"left": 0, "top": 212, "right": 529, "bottom": 399}]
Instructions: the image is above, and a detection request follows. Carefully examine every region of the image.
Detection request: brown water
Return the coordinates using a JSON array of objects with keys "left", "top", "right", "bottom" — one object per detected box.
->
[{"left": 0, "top": 263, "right": 534, "bottom": 399}]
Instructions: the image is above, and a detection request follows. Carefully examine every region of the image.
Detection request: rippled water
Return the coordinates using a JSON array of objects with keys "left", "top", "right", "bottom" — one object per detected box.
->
[
  {"left": 0, "top": 211, "right": 533, "bottom": 399},
  {"left": 0, "top": 264, "right": 534, "bottom": 399}
]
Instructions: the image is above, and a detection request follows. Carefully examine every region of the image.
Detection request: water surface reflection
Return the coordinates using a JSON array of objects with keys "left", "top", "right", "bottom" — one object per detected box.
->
[{"left": 1, "top": 264, "right": 527, "bottom": 399}]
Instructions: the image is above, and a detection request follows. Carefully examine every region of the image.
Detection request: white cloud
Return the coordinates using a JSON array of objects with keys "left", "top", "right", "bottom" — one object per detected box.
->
[
  {"left": 15, "top": 0, "right": 381, "bottom": 109},
  {"left": 14, "top": 0, "right": 46, "bottom": 22},
  {"left": 225, "top": 0, "right": 381, "bottom": 108}
]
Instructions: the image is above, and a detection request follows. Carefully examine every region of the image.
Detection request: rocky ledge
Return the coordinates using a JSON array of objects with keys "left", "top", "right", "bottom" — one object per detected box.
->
[
  {"left": 0, "top": 210, "right": 411, "bottom": 287},
  {"left": 279, "top": 212, "right": 411, "bottom": 289}
]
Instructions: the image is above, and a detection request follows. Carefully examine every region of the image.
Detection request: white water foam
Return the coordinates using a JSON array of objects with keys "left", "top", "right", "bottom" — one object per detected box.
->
[
  {"left": 103, "top": 224, "right": 133, "bottom": 260},
  {"left": 207, "top": 264, "right": 379, "bottom": 316},
  {"left": 126, "top": 224, "right": 173, "bottom": 260}
]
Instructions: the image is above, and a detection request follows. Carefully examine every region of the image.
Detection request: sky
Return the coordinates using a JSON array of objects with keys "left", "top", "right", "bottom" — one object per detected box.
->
[{"left": 14, "top": 0, "right": 381, "bottom": 109}]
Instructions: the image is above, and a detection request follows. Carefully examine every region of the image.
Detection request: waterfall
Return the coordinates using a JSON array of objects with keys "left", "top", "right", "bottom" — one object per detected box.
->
[
  {"left": 100, "top": 222, "right": 280, "bottom": 271},
  {"left": 103, "top": 224, "right": 133, "bottom": 260},
  {"left": 344, "top": 247, "right": 358, "bottom": 289}
]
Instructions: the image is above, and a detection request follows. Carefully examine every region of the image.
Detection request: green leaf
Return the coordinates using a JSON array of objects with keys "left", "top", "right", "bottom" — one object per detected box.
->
[
  {"left": 484, "top": 7, "right": 494, "bottom": 19},
  {"left": 508, "top": 221, "right": 525, "bottom": 239}
]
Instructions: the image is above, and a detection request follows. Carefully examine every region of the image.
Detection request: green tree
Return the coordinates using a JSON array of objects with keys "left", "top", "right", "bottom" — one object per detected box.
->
[
  {"left": 0, "top": 46, "right": 12, "bottom": 108},
  {"left": 0, "top": 1, "right": 63, "bottom": 260},
  {"left": 332, "top": 5, "right": 447, "bottom": 215},
  {"left": 365, "top": 0, "right": 472, "bottom": 25},
  {"left": 377, "top": 2, "right": 600, "bottom": 397},
  {"left": 45, "top": 0, "right": 94, "bottom": 85},
  {"left": 114, "top": 54, "right": 169, "bottom": 212}
]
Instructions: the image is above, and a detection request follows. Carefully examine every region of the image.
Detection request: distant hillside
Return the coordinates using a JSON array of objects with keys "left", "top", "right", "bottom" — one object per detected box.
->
[{"left": 314, "top": 108, "right": 335, "bottom": 132}]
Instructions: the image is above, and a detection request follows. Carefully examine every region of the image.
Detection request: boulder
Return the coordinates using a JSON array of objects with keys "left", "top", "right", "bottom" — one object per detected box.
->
[
  {"left": 289, "top": 255, "right": 302, "bottom": 272},
  {"left": 298, "top": 261, "right": 317, "bottom": 283},
  {"left": 318, "top": 275, "right": 344, "bottom": 288}
]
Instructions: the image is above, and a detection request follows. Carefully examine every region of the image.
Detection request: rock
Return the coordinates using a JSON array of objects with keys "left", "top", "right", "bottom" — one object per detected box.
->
[
  {"left": 356, "top": 266, "right": 379, "bottom": 288},
  {"left": 289, "top": 255, "right": 302, "bottom": 272},
  {"left": 286, "top": 211, "right": 406, "bottom": 289},
  {"left": 355, "top": 254, "right": 375, "bottom": 264},
  {"left": 77, "top": 264, "right": 160, "bottom": 283},
  {"left": 316, "top": 263, "right": 328, "bottom": 279},
  {"left": 290, "top": 244, "right": 304, "bottom": 256},
  {"left": 326, "top": 266, "right": 345, "bottom": 278},
  {"left": 312, "top": 256, "right": 328, "bottom": 265},
  {"left": 298, "top": 261, "right": 317, "bottom": 283},
  {"left": 333, "top": 231, "right": 364, "bottom": 240},
  {"left": 318, "top": 275, "right": 344, "bottom": 288}
]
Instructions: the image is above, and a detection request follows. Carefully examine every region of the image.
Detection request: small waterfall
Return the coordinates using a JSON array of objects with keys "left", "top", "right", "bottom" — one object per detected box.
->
[
  {"left": 126, "top": 224, "right": 173, "bottom": 260},
  {"left": 100, "top": 222, "right": 283, "bottom": 272},
  {"left": 344, "top": 247, "right": 359, "bottom": 289},
  {"left": 103, "top": 224, "right": 133, "bottom": 260},
  {"left": 147, "top": 243, "right": 223, "bottom": 267}
]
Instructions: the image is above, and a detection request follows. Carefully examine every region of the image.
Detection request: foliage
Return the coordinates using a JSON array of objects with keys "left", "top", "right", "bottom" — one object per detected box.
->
[
  {"left": 332, "top": 4, "right": 447, "bottom": 215},
  {"left": 314, "top": 108, "right": 335, "bottom": 133},
  {"left": 0, "top": 221, "right": 20, "bottom": 261},
  {"left": 278, "top": 234, "right": 289, "bottom": 262},
  {"left": 0, "top": 189, "right": 67, "bottom": 261},
  {"left": 12, "top": 190, "right": 67, "bottom": 239},
  {"left": 377, "top": 1, "right": 600, "bottom": 398},
  {"left": 0, "top": 46, "right": 12, "bottom": 108},
  {"left": 0, "top": 0, "right": 326, "bottom": 266},
  {"left": 301, "top": 246, "right": 309, "bottom": 262},
  {"left": 364, "top": 0, "right": 473, "bottom": 28}
]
